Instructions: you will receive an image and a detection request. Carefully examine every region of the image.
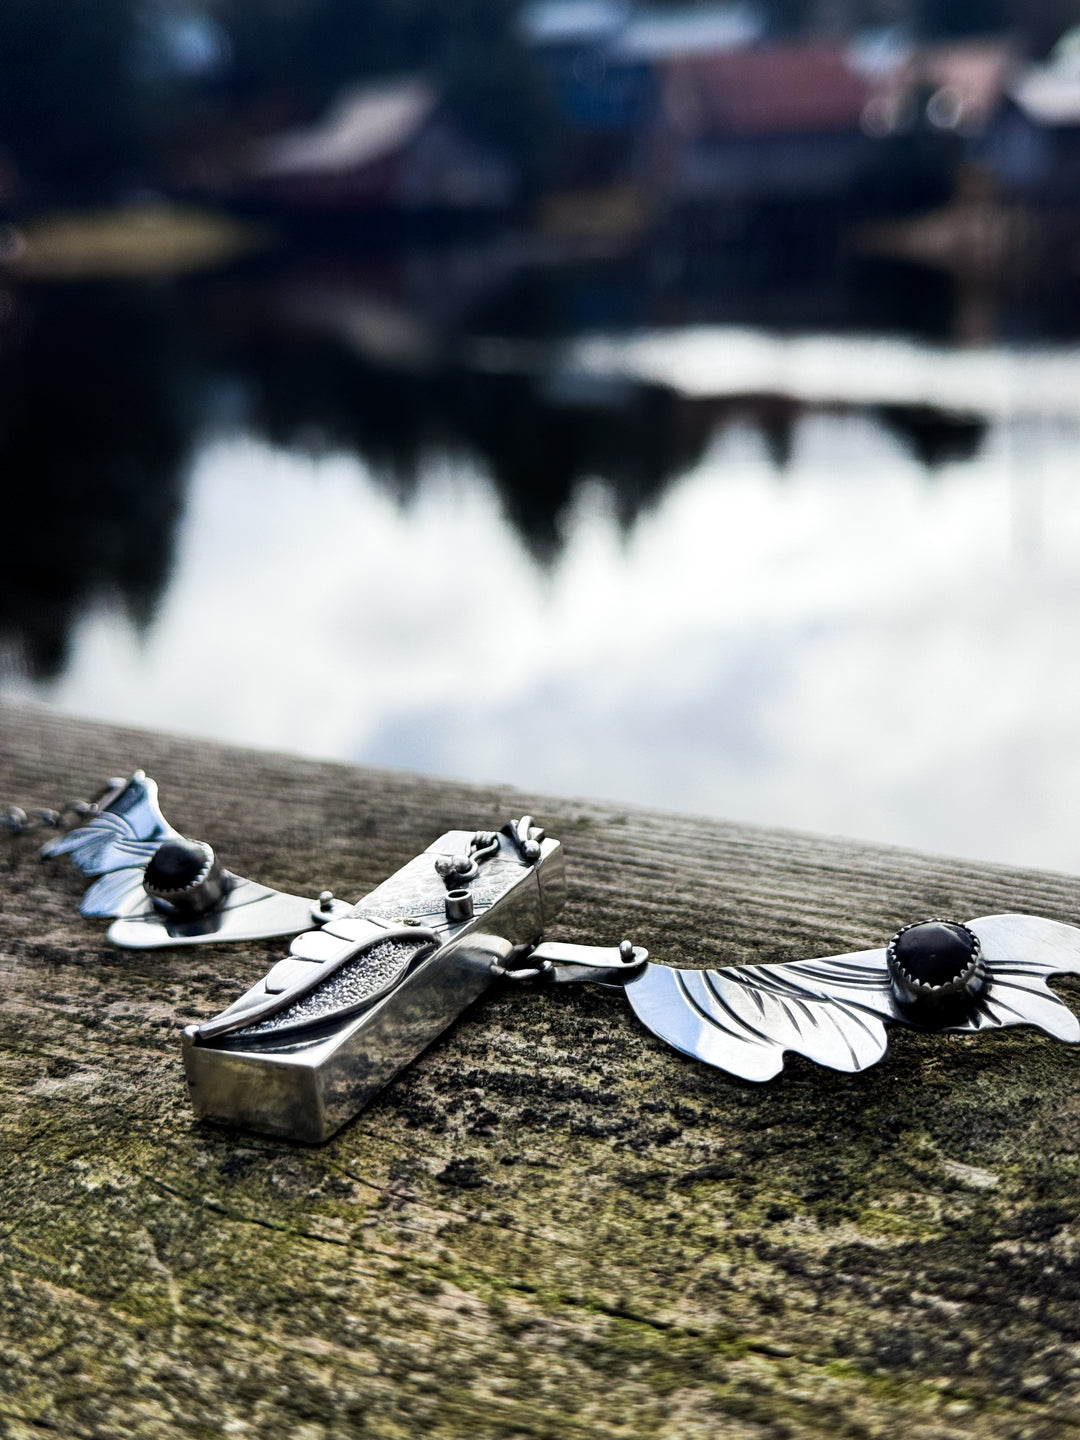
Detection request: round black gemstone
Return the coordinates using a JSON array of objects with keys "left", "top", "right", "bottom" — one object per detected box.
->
[
  {"left": 892, "top": 921, "right": 975, "bottom": 986},
  {"left": 145, "top": 840, "right": 207, "bottom": 892}
]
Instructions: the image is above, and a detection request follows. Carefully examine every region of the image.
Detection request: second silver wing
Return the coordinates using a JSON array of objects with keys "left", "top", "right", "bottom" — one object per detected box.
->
[
  {"left": 625, "top": 949, "right": 893, "bottom": 1081},
  {"left": 106, "top": 878, "right": 331, "bottom": 949},
  {"left": 942, "top": 913, "right": 1080, "bottom": 1042},
  {"left": 41, "top": 771, "right": 181, "bottom": 920},
  {"left": 625, "top": 913, "right": 1080, "bottom": 1082},
  {"left": 41, "top": 771, "right": 177, "bottom": 879}
]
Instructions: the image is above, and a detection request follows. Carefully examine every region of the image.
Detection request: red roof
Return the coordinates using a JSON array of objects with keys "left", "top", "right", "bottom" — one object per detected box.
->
[{"left": 661, "top": 45, "right": 871, "bottom": 139}]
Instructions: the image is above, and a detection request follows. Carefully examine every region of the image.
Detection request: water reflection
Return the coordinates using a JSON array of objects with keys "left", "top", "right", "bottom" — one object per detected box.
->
[
  {"left": 0, "top": 287, "right": 189, "bottom": 679},
  {"left": 4, "top": 263, "right": 1080, "bottom": 873}
]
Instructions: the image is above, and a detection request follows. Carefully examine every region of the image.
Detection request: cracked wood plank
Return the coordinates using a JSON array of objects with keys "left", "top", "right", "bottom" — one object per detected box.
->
[{"left": 2, "top": 700, "right": 1080, "bottom": 1439}]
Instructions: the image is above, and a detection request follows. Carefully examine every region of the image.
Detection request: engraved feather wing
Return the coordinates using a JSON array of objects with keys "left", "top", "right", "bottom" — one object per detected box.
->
[
  {"left": 40, "top": 772, "right": 177, "bottom": 875},
  {"left": 625, "top": 913, "right": 1080, "bottom": 1081},
  {"left": 40, "top": 771, "right": 180, "bottom": 917},
  {"left": 946, "top": 913, "right": 1080, "bottom": 1042},
  {"left": 625, "top": 950, "right": 893, "bottom": 1080},
  {"left": 78, "top": 867, "right": 152, "bottom": 919}
]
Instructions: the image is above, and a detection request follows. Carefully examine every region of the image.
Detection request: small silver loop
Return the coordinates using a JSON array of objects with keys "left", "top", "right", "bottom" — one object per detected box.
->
[
  {"left": 1, "top": 806, "right": 28, "bottom": 835},
  {"left": 3, "top": 805, "right": 66, "bottom": 836},
  {"left": 490, "top": 958, "right": 554, "bottom": 982}
]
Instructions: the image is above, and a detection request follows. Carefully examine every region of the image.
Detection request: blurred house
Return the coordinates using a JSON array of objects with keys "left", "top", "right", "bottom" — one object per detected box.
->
[
  {"left": 247, "top": 78, "right": 517, "bottom": 214},
  {"left": 644, "top": 44, "right": 875, "bottom": 205},
  {"left": 983, "top": 30, "right": 1080, "bottom": 204},
  {"left": 853, "top": 35, "right": 1080, "bottom": 335},
  {"left": 524, "top": 6, "right": 984, "bottom": 215},
  {"left": 521, "top": 1, "right": 762, "bottom": 184},
  {"left": 858, "top": 37, "right": 1016, "bottom": 140}
]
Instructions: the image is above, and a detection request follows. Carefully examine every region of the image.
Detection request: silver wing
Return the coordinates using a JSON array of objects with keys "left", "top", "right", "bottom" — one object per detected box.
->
[
  {"left": 625, "top": 913, "right": 1080, "bottom": 1081},
  {"left": 41, "top": 771, "right": 339, "bottom": 947},
  {"left": 625, "top": 948, "right": 892, "bottom": 1081},
  {"left": 40, "top": 771, "right": 178, "bottom": 917},
  {"left": 949, "top": 913, "right": 1080, "bottom": 1042},
  {"left": 104, "top": 876, "right": 332, "bottom": 949}
]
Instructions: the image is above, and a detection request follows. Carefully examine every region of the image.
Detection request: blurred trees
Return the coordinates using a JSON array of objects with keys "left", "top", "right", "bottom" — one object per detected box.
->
[
  {"left": 921, "top": 0, "right": 1009, "bottom": 37},
  {"left": 762, "top": 0, "right": 1012, "bottom": 38},
  {"left": 0, "top": 0, "right": 144, "bottom": 202},
  {"left": 0, "top": 284, "right": 187, "bottom": 678},
  {"left": 1004, "top": 0, "right": 1080, "bottom": 58}
]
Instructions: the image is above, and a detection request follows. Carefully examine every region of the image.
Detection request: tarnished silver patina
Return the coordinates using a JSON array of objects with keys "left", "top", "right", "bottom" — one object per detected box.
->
[{"left": 32, "top": 771, "right": 1080, "bottom": 1142}]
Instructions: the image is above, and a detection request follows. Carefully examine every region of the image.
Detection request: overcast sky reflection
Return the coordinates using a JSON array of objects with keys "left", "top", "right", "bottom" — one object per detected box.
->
[{"left": 8, "top": 378, "right": 1080, "bottom": 875}]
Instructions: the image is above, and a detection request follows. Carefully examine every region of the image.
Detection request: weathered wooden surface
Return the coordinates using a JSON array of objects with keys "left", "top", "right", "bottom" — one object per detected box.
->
[{"left": 2, "top": 701, "right": 1080, "bottom": 1440}]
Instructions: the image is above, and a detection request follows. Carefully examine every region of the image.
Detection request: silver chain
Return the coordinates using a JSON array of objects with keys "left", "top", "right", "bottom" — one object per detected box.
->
[{"left": 1, "top": 791, "right": 109, "bottom": 837}]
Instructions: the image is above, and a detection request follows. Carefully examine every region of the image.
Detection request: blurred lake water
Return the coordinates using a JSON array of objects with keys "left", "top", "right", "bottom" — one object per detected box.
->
[{"left": 4, "top": 258, "right": 1080, "bottom": 873}]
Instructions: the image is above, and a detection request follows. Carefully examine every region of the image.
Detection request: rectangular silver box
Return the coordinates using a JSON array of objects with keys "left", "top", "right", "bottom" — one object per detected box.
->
[{"left": 182, "top": 827, "right": 566, "bottom": 1142}]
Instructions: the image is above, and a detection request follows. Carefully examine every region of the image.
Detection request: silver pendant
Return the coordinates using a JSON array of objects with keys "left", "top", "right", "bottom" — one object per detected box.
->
[
  {"left": 182, "top": 817, "right": 585, "bottom": 1141},
  {"left": 41, "top": 772, "right": 1080, "bottom": 1143}
]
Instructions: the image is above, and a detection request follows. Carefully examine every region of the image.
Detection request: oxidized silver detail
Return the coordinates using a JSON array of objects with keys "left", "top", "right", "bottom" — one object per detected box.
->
[
  {"left": 501, "top": 816, "right": 544, "bottom": 863},
  {"left": 195, "top": 919, "right": 442, "bottom": 1041},
  {"left": 435, "top": 830, "right": 501, "bottom": 887},
  {"left": 435, "top": 852, "right": 479, "bottom": 885},
  {"left": 144, "top": 840, "right": 215, "bottom": 898},
  {"left": 144, "top": 840, "right": 230, "bottom": 917}
]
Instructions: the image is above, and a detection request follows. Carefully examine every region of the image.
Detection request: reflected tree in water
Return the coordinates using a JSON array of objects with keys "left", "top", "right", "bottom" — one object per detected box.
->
[
  {"left": 876, "top": 404, "right": 986, "bottom": 469},
  {"left": 0, "top": 287, "right": 188, "bottom": 679},
  {"left": 0, "top": 267, "right": 997, "bottom": 683},
  {"left": 203, "top": 296, "right": 717, "bottom": 562},
  {"left": 449, "top": 372, "right": 716, "bottom": 561}
]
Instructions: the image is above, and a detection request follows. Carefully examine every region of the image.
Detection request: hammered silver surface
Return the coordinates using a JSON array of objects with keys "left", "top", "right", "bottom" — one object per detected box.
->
[{"left": 236, "top": 937, "right": 430, "bottom": 1034}]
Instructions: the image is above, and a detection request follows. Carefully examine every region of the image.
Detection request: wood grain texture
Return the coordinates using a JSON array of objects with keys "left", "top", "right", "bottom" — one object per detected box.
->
[{"left": 2, "top": 700, "right": 1080, "bottom": 1440}]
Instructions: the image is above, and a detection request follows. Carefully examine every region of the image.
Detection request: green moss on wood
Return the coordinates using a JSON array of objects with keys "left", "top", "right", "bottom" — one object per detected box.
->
[{"left": 3, "top": 702, "right": 1080, "bottom": 1438}]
